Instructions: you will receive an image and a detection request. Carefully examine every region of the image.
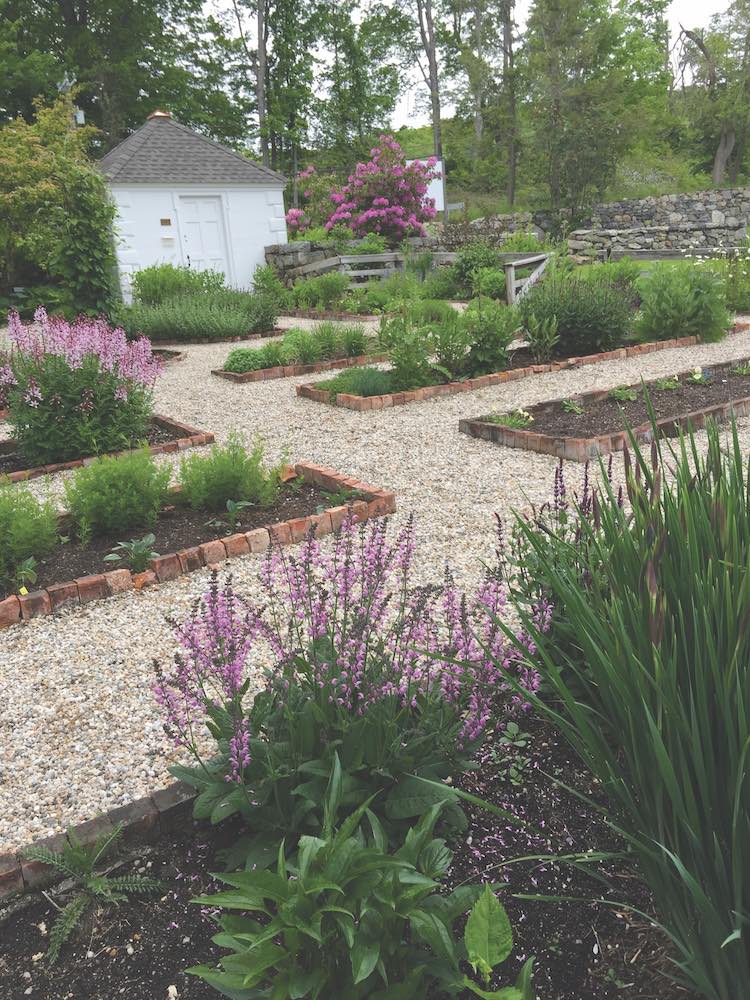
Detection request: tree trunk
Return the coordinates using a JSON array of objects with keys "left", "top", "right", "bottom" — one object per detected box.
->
[
  {"left": 257, "top": 0, "right": 269, "bottom": 167},
  {"left": 713, "top": 128, "right": 736, "bottom": 186},
  {"left": 503, "top": 0, "right": 516, "bottom": 206},
  {"left": 471, "top": 2, "right": 483, "bottom": 163},
  {"left": 416, "top": 0, "right": 443, "bottom": 163}
]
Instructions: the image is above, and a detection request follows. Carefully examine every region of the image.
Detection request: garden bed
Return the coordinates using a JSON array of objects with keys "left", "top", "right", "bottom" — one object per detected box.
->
[
  {"left": 0, "top": 463, "right": 396, "bottom": 628},
  {"left": 0, "top": 415, "right": 213, "bottom": 483},
  {"left": 212, "top": 350, "right": 389, "bottom": 383},
  {"left": 459, "top": 358, "right": 750, "bottom": 460},
  {"left": 146, "top": 327, "right": 285, "bottom": 346},
  {"left": 152, "top": 347, "right": 186, "bottom": 363},
  {"left": 0, "top": 713, "right": 695, "bottom": 1000},
  {"left": 281, "top": 308, "right": 378, "bottom": 321},
  {"left": 297, "top": 334, "right": 703, "bottom": 411}
]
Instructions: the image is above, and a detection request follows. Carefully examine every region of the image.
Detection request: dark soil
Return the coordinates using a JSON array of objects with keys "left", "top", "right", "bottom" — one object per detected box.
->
[
  {"left": 0, "top": 483, "right": 328, "bottom": 600},
  {"left": 0, "top": 421, "right": 181, "bottom": 477},
  {"left": 505, "top": 359, "right": 750, "bottom": 439},
  {"left": 451, "top": 713, "right": 698, "bottom": 1000},
  {"left": 0, "top": 715, "right": 699, "bottom": 1000}
]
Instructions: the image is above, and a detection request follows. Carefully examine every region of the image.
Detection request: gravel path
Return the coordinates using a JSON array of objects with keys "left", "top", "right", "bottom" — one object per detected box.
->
[{"left": 3, "top": 322, "right": 750, "bottom": 852}]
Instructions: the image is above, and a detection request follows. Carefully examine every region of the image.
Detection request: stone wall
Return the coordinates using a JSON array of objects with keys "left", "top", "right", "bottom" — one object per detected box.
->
[
  {"left": 586, "top": 188, "right": 750, "bottom": 231},
  {"left": 567, "top": 223, "right": 745, "bottom": 256},
  {"left": 265, "top": 236, "right": 438, "bottom": 284}
]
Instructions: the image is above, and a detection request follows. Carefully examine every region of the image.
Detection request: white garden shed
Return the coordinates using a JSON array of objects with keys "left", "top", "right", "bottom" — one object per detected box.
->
[{"left": 100, "top": 111, "right": 287, "bottom": 302}]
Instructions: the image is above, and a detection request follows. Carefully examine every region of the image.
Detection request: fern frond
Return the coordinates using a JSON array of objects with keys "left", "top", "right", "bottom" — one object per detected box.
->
[
  {"left": 23, "top": 847, "right": 81, "bottom": 881},
  {"left": 47, "top": 895, "right": 90, "bottom": 964},
  {"left": 90, "top": 822, "right": 124, "bottom": 868},
  {"left": 106, "top": 876, "right": 163, "bottom": 895}
]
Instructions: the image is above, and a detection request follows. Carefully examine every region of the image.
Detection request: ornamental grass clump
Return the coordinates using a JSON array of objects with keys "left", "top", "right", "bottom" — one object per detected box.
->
[
  {"left": 505, "top": 424, "right": 750, "bottom": 1000},
  {"left": 154, "top": 514, "right": 542, "bottom": 856},
  {"left": 1, "top": 308, "right": 162, "bottom": 465}
]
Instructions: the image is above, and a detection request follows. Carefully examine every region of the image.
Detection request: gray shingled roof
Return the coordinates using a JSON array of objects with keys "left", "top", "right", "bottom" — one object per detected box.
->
[{"left": 99, "top": 115, "right": 286, "bottom": 186}]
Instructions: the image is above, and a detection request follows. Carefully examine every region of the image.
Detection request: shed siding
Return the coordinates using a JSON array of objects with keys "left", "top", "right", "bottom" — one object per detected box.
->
[{"left": 109, "top": 184, "right": 287, "bottom": 302}]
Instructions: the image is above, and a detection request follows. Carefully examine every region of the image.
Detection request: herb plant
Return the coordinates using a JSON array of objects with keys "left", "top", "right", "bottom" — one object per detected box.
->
[
  {"left": 520, "top": 274, "right": 632, "bottom": 356},
  {"left": 0, "top": 481, "right": 58, "bottom": 591},
  {"left": 608, "top": 385, "right": 638, "bottom": 402},
  {"left": 487, "top": 409, "right": 534, "bottom": 429},
  {"left": 24, "top": 824, "right": 161, "bottom": 963},
  {"left": 561, "top": 398, "right": 584, "bottom": 415},
  {"left": 524, "top": 312, "right": 559, "bottom": 363},
  {"left": 64, "top": 449, "right": 170, "bottom": 540},
  {"left": 103, "top": 533, "right": 160, "bottom": 572},
  {"left": 205, "top": 499, "right": 254, "bottom": 533},
  {"left": 179, "top": 435, "right": 281, "bottom": 513},
  {"left": 636, "top": 263, "right": 729, "bottom": 343}
]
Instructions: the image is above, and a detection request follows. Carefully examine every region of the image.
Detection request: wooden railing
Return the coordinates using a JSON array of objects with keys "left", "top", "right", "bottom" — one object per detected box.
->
[{"left": 292, "top": 250, "right": 551, "bottom": 303}]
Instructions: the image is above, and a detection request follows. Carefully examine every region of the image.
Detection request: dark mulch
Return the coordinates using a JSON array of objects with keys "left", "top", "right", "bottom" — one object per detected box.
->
[
  {"left": 0, "top": 422, "right": 181, "bottom": 477},
  {"left": 0, "top": 483, "right": 328, "bottom": 601},
  {"left": 0, "top": 715, "right": 699, "bottom": 1000},
  {"left": 520, "top": 360, "right": 750, "bottom": 439},
  {"left": 451, "top": 713, "right": 698, "bottom": 1000}
]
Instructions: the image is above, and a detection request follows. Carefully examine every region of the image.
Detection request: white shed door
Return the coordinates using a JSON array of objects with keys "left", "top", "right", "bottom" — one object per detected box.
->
[{"left": 178, "top": 196, "right": 229, "bottom": 276}]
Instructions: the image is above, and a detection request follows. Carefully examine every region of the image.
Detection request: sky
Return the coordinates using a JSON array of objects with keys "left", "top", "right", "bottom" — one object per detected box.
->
[{"left": 393, "top": 0, "right": 730, "bottom": 128}]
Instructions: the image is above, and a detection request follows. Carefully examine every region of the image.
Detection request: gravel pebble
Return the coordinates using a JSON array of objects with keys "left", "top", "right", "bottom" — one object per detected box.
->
[{"left": 3, "top": 320, "right": 750, "bottom": 852}]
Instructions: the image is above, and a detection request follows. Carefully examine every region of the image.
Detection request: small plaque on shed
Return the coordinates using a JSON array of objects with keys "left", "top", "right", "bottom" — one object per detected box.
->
[{"left": 160, "top": 218, "right": 172, "bottom": 226}]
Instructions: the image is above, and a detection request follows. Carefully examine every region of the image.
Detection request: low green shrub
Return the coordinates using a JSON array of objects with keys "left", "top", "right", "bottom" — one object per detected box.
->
[
  {"left": 131, "top": 264, "right": 225, "bottom": 305},
  {"left": 116, "top": 290, "right": 279, "bottom": 342},
  {"left": 405, "top": 299, "right": 457, "bottom": 326},
  {"left": 421, "top": 265, "right": 462, "bottom": 300},
  {"left": 0, "top": 482, "right": 58, "bottom": 589},
  {"left": 710, "top": 244, "right": 750, "bottom": 312},
  {"left": 636, "top": 263, "right": 730, "bottom": 343},
  {"left": 500, "top": 230, "right": 548, "bottom": 253},
  {"left": 360, "top": 272, "right": 423, "bottom": 312},
  {"left": 474, "top": 266, "right": 506, "bottom": 300},
  {"left": 222, "top": 347, "right": 268, "bottom": 373},
  {"left": 281, "top": 328, "right": 323, "bottom": 365},
  {"left": 454, "top": 241, "right": 501, "bottom": 291},
  {"left": 520, "top": 273, "right": 633, "bottom": 355},
  {"left": 178, "top": 435, "right": 280, "bottom": 512},
  {"left": 349, "top": 232, "right": 389, "bottom": 255},
  {"left": 338, "top": 323, "right": 367, "bottom": 357},
  {"left": 291, "top": 271, "right": 349, "bottom": 310},
  {"left": 251, "top": 264, "right": 290, "bottom": 310},
  {"left": 320, "top": 366, "right": 393, "bottom": 398},
  {"left": 64, "top": 449, "right": 170, "bottom": 540},
  {"left": 463, "top": 299, "right": 521, "bottom": 375},
  {"left": 386, "top": 318, "right": 434, "bottom": 389}
]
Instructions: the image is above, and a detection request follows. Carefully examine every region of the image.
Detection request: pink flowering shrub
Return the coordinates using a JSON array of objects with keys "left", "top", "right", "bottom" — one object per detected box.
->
[
  {"left": 285, "top": 165, "right": 338, "bottom": 236},
  {"left": 155, "top": 513, "right": 544, "bottom": 845},
  {"left": 1, "top": 308, "right": 162, "bottom": 465},
  {"left": 326, "top": 136, "right": 440, "bottom": 241}
]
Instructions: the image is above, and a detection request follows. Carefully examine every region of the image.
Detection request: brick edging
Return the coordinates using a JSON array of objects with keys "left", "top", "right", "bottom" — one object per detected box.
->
[
  {"left": 459, "top": 372, "right": 750, "bottom": 462},
  {"left": 281, "top": 309, "right": 379, "bottom": 321},
  {"left": 0, "top": 781, "right": 199, "bottom": 899},
  {"left": 295, "top": 328, "right": 750, "bottom": 412},
  {"left": 0, "top": 414, "right": 213, "bottom": 484},
  {"left": 0, "top": 464, "right": 397, "bottom": 629},
  {"left": 153, "top": 348, "right": 187, "bottom": 363},
  {"left": 212, "top": 352, "right": 389, "bottom": 383},
  {"left": 149, "top": 327, "right": 284, "bottom": 346}
]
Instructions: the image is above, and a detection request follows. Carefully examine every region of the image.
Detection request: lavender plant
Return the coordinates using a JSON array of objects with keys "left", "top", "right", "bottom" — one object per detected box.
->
[{"left": 154, "top": 514, "right": 540, "bottom": 859}]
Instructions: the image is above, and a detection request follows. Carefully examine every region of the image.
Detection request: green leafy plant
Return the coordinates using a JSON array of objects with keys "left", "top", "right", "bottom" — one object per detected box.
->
[
  {"left": 486, "top": 409, "right": 534, "bottom": 429},
  {"left": 524, "top": 312, "right": 560, "bottom": 364},
  {"left": 205, "top": 498, "right": 254, "bottom": 533},
  {"left": 636, "top": 263, "right": 730, "bottom": 343},
  {"left": 312, "top": 320, "right": 341, "bottom": 358},
  {"left": 316, "top": 486, "right": 362, "bottom": 511},
  {"left": 520, "top": 274, "right": 633, "bottom": 356},
  {"left": 319, "top": 366, "right": 393, "bottom": 399},
  {"left": 338, "top": 323, "right": 368, "bottom": 357},
  {"left": 454, "top": 241, "right": 501, "bottom": 292},
  {"left": 686, "top": 366, "right": 711, "bottom": 385},
  {"left": 179, "top": 435, "right": 281, "bottom": 513},
  {"left": 489, "top": 722, "right": 534, "bottom": 788},
  {"left": 349, "top": 232, "right": 389, "bottom": 255},
  {"left": 421, "top": 265, "right": 462, "bottom": 300},
  {"left": 188, "top": 796, "right": 534, "bottom": 999},
  {"left": 64, "top": 448, "right": 170, "bottom": 540},
  {"left": 504, "top": 421, "right": 750, "bottom": 999},
  {"left": 24, "top": 823, "right": 161, "bottom": 964},
  {"left": 281, "top": 328, "right": 323, "bottom": 365},
  {"left": 475, "top": 267, "right": 507, "bottom": 300},
  {"left": 730, "top": 360, "right": 750, "bottom": 376},
  {"left": 561, "top": 398, "right": 584, "bottom": 415},
  {"left": 103, "top": 533, "right": 160, "bottom": 572},
  {"left": 383, "top": 315, "right": 434, "bottom": 389},
  {"left": 0, "top": 481, "right": 58, "bottom": 591},
  {"left": 252, "top": 264, "right": 290, "bottom": 310},
  {"left": 291, "top": 272, "right": 349, "bottom": 311},
  {"left": 655, "top": 375, "right": 681, "bottom": 390},
  {"left": 116, "top": 289, "right": 278, "bottom": 342},
  {"left": 463, "top": 300, "right": 521, "bottom": 376},
  {"left": 608, "top": 385, "right": 638, "bottom": 402},
  {"left": 500, "top": 230, "right": 547, "bottom": 253},
  {"left": 131, "top": 263, "right": 225, "bottom": 305}
]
